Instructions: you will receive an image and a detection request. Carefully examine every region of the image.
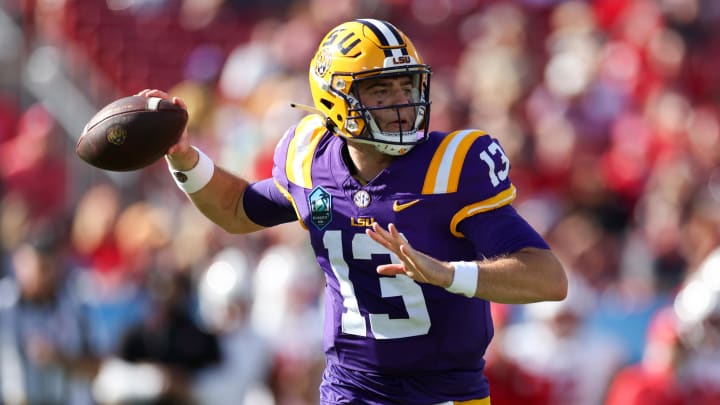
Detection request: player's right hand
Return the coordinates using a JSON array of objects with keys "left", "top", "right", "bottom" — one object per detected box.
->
[{"left": 136, "top": 88, "right": 197, "bottom": 170}]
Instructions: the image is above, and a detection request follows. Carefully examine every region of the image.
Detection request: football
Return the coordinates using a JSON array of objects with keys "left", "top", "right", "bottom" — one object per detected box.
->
[{"left": 76, "top": 95, "right": 188, "bottom": 171}]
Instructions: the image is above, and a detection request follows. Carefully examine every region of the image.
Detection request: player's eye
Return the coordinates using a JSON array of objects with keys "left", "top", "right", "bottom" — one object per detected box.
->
[{"left": 372, "top": 88, "right": 389, "bottom": 97}]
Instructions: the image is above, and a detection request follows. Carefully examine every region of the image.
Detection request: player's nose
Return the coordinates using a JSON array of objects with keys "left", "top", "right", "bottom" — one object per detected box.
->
[{"left": 390, "top": 86, "right": 412, "bottom": 104}]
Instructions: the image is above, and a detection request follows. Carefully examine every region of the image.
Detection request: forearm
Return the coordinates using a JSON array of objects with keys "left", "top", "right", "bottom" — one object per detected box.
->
[
  {"left": 472, "top": 247, "right": 567, "bottom": 304},
  {"left": 167, "top": 147, "right": 265, "bottom": 234},
  {"left": 185, "top": 165, "right": 265, "bottom": 234},
  {"left": 369, "top": 223, "right": 568, "bottom": 304}
]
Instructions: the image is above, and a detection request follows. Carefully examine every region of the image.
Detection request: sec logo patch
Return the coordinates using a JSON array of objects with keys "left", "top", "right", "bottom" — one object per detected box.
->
[{"left": 353, "top": 190, "right": 371, "bottom": 208}]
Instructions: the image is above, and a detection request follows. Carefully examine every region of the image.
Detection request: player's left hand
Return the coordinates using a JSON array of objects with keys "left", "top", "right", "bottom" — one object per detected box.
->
[{"left": 366, "top": 222, "right": 454, "bottom": 288}]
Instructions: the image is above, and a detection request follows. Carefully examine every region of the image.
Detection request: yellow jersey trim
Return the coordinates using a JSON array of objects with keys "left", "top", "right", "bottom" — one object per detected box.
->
[
  {"left": 450, "top": 184, "right": 517, "bottom": 237},
  {"left": 456, "top": 397, "right": 491, "bottom": 405},
  {"left": 435, "top": 397, "right": 491, "bottom": 405},
  {"left": 286, "top": 114, "right": 325, "bottom": 189},
  {"left": 273, "top": 179, "right": 307, "bottom": 230},
  {"left": 422, "top": 129, "right": 486, "bottom": 194}
]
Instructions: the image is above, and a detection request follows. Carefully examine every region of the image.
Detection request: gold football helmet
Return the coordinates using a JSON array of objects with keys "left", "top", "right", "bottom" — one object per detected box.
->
[{"left": 308, "top": 19, "right": 432, "bottom": 155}]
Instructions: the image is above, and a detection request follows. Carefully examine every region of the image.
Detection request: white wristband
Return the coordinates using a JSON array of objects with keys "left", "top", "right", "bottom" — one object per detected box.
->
[
  {"left": 167, "top": 146, "right": 214, "bottom": 194},
  {"left": 447, "top": 261, "right": 478, "bottom": 298}
]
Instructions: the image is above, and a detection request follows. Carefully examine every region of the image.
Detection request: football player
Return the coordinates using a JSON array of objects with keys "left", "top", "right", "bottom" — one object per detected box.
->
[{"left": 143, "top": 18, "right": 568, "bottom": 405}]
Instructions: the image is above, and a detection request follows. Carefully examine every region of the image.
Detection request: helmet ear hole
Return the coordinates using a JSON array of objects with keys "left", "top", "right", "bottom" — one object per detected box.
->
[{"left": 321, "top": 99, "right": 334, "bottom": 110}]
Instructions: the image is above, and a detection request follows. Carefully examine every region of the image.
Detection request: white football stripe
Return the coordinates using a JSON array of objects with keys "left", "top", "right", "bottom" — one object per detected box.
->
[
  {"left": 361, "top": 19, "right": 404, "bottom": 58},
  {"left": 147, "top": 97, "right": 162, "bottom": 111}
]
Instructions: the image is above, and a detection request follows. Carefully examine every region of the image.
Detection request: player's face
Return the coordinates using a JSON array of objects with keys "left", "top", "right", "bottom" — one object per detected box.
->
[{"left": 356, "top": 76, "right": 417, "bottom": 133}]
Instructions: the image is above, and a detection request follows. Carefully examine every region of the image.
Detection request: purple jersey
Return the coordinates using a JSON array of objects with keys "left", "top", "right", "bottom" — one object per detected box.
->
[{"left": 251, "top": 114, "right": 549, "bottom": 403}]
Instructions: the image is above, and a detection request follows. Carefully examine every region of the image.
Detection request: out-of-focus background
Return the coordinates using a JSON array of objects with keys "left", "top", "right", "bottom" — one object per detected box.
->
[{"left": 0, "top": 0, "right": 719, "bottom": 404}]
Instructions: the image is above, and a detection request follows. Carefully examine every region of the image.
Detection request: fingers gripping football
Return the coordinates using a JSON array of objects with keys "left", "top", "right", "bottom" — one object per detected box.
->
[{"left": 136, "top": 89, "right": 197, "bottom": 170}]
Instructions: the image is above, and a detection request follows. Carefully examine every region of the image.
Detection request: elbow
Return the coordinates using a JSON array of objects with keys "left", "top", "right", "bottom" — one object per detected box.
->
[
  {"left": 514, "top": 248, "right": 569, "bottom": 303},
  {"left": 217, "top": 221, "right": 260, "bottom": 234},
  {"left": 215, "top": 214, "right": 267, "bottom": 234},
  {"left": 218, "top": 223, "right": 245, "bottom": 234},
  {"left": 535, "top": 251, "right": 568, "bottom": 302},
  {"left": 551, "top": 271, "right": 569, "bottom": 301},
  {"left": 547, "top": 260, "right": 569, "bottom": 301}
]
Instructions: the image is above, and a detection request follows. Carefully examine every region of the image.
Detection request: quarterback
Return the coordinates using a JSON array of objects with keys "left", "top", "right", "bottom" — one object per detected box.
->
[{"left": 145, "top": 18, "right": 567, "bottom": 405}]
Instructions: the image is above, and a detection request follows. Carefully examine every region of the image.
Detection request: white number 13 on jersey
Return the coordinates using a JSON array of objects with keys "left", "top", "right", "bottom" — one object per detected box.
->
[
  {"left": 323, "top": 230, "right": 431, "bottom": 340},
  {"left": 479, "top": 141, "right": 510, "bottom": 187}
]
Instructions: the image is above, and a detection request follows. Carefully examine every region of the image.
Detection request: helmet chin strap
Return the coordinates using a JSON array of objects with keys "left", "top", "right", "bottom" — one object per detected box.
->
[
  {"left": 374, "top": 143, "right": 414, "bottom": 156},
  {"left": 349, "top": 135, "right": 417, "bottom": 156}
]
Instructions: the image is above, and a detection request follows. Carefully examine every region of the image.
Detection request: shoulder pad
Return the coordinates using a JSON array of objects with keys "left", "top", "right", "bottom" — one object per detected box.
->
[
  {"left": 420, "top": 129, "right": 518, "bottom": 237},
  {"left": 422, "top": 129, "right": 496, "bottom": 194},
  {"left": 275, "top": 114, "right": 327, "bottom": 189}
]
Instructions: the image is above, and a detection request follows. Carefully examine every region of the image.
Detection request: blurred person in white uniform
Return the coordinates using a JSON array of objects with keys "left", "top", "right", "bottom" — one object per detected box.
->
[
  {"left": 501, "top": 274, "right": 627, "bottom": 405},
  {"left": 192, "top": 247, "right": 274, "bottom": 405},
  {"left": 673, "top": 246, "right": 720, "bottom": 403},
  {"left": 250, "top": 244, "right": 325, "bottom": 405}
]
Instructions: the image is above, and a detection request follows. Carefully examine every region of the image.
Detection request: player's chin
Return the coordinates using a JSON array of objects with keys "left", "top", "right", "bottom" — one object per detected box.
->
[{"left": 382, "top": 121, "right": 411, "bottom": 132}]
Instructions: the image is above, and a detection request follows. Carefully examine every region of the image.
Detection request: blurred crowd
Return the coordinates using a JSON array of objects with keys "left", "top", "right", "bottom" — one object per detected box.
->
[{"left": 0, "top": 0, "right": 719, "bottom": 404}]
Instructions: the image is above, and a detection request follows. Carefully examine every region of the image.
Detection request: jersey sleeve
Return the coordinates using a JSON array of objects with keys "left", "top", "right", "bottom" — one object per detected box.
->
[
  {"left": 243, "top": 178, "right": 296, "bottom": 227},
  {"left": 457, "top": 204, "right": 550, "bottom": 258},
  {"left": 421, "top": 130, "right": 518, "bottom": 237}
]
